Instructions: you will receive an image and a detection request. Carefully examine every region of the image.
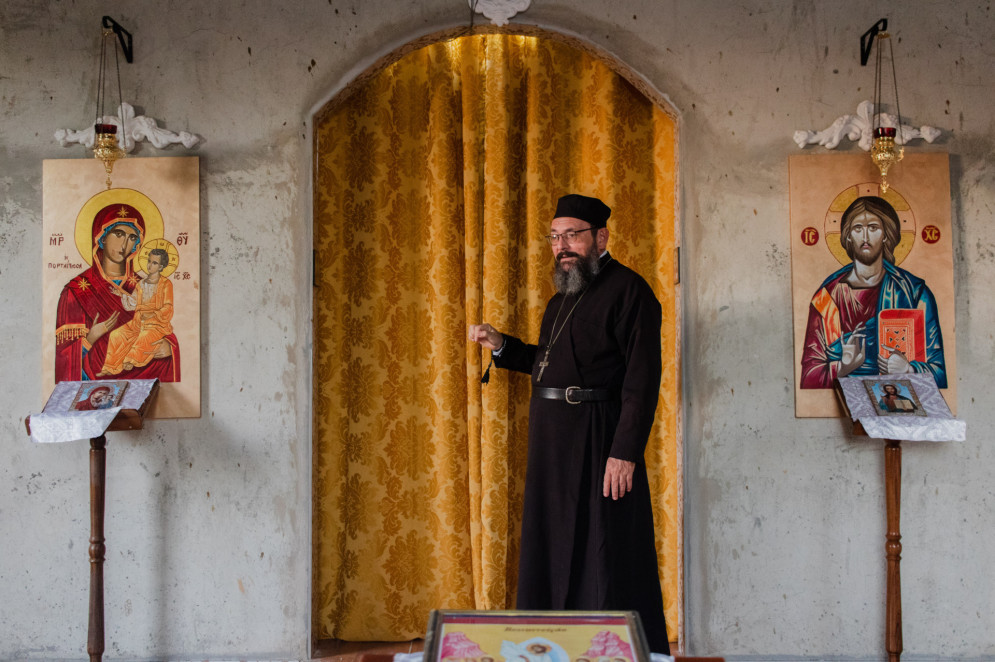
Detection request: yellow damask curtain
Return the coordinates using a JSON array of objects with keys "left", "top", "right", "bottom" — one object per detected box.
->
[{"left": 313, "top": 33, "right": 679, "bottom": 643}]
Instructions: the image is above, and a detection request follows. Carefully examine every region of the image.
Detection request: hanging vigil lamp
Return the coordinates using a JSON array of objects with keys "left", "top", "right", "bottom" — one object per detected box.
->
[
  {"left": 861, "top": 19, "right": 904, "bottom": 193},
  {"left": 91, "top": 17, "right": 133, "bottom": 189}
]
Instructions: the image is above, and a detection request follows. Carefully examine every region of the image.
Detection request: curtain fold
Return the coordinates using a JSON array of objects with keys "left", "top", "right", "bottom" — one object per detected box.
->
[{"left": 314, "top": 33, "right": 679, "bottom": 642}]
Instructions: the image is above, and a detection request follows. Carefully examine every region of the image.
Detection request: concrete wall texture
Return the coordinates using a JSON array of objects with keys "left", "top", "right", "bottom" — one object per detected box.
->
[{"left": 1, "top": 1, "right": 992, "bottom": 660}]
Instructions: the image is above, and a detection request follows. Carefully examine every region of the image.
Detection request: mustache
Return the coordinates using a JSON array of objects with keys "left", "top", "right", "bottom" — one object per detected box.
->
[{"left": 556, "top": 251, "right": 581, "bottom": 262}]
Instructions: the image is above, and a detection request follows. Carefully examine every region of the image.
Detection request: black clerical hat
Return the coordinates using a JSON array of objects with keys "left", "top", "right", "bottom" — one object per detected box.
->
[{"left": 553, "top": 194, "right": 611, "bottom": 228}]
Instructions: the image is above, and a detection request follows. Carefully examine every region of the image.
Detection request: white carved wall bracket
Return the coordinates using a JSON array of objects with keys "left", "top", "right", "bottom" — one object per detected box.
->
[
  {"left": 793, "top": 100, "right": 941, "bottom": 151},
  {"left": 55, "top": 102, "right": 201, "bottom": 152},
  {"left": 468, "top": 0, "right": 532, "bottom": 26}
]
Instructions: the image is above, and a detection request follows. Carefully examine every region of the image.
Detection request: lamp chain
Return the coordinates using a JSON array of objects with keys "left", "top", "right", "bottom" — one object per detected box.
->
[
  {"left": 95, "top": 31, "right": 108, "bottom": 123},
  {"left": 873, "top": 33, "right": 904, "bottom": 140},
  {"left": 888, "top": 36, "right": 904, "bottom": 144},
  {"left": 94, "top": 29, "right": 125, "bottom": 136}
]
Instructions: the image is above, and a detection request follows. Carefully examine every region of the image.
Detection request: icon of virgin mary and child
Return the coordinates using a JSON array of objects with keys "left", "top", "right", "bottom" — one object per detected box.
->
[{"left": 55, "top": 202, "right": 180, "bottom": 383}]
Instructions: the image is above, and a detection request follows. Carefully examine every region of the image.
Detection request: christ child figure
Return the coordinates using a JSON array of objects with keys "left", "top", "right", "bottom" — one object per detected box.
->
[{"left": 98, "top": 248, "right": 175, "bottom": 377}]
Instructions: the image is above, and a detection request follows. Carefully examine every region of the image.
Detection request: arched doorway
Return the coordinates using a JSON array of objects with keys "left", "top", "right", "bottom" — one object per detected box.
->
[{"left": 312, "top": 26, "right": 682, "bottom": 650}]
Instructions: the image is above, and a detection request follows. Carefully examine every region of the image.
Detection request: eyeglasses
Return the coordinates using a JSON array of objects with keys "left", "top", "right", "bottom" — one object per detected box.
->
[{"left": 544, "top": 227, "right": 597, "bottom": 245}]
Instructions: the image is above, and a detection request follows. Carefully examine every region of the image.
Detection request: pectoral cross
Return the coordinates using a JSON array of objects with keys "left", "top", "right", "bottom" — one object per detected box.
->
[{"left": 537, "top": 348, "right": 551, "bottom": 382}]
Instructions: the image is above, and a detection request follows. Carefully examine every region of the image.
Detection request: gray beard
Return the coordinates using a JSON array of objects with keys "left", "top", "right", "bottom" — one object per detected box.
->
[{"left": 554, "top": 250, "right": 601, "bottom": 295}]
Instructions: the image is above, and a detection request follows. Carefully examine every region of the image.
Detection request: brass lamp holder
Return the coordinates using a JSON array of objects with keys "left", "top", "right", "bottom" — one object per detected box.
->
[
  {"left": 93, "top": 123, "right": 125, "bottom": 190},
  {"left": 871, "top": 126, "right": 903, "bottom": 194}
]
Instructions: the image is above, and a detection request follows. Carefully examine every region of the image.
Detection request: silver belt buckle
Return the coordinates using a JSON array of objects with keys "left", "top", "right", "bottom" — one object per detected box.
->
[{"left": 565, "top": 386, "right": 581, "bottom": 405}]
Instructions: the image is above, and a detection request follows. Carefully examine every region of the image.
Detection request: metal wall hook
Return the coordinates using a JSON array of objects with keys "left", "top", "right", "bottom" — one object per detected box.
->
[
  {"left": 860, "top": 18, "right": 888, "bottom": 66},
  {"left": 101, "top": 16, "right": 133, "bottom": 63}
]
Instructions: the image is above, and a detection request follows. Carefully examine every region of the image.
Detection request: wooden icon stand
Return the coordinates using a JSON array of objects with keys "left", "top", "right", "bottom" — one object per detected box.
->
[
  {"left": 835, "top": 374, "right": 963, "bottom": 662},
  {"left": 883, "top": 438, "right": 903, "bottom": 662},
  {"left": 26, "top": 380, "right": 159, "bottom": 662},
  {"left": 847, "top": 416, "right": 904, "bottom": 662}
]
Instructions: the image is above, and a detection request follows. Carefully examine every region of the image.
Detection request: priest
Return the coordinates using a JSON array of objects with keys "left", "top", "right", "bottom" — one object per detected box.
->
[{"left": 468, "top": 194, "right": 669, "bottom": 654}]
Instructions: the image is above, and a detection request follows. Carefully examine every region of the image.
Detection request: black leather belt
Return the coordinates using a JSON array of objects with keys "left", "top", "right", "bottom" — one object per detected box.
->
[{"left": 532, "top": 386, "right": 613, "bottom": 404}]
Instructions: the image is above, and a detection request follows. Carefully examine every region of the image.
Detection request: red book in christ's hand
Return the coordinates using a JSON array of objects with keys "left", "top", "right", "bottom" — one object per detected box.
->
[{"left": 878, "top": 308, "right": 926, "bottom": 362}]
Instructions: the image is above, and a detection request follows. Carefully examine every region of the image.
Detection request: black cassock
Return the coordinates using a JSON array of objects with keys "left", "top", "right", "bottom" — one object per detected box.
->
[{"left": 494, "top": 253, "right": 670, "bottom": 654}]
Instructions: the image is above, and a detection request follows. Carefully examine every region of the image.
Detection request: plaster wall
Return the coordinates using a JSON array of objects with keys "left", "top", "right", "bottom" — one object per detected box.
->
[{"left": 1, "top": 1, "right": 992, "bottom": 661}]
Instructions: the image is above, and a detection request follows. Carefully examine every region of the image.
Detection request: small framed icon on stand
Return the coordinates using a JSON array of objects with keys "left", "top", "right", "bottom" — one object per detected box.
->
[{"left": 424, "top": 611, "right": 650, "bottom": 662}]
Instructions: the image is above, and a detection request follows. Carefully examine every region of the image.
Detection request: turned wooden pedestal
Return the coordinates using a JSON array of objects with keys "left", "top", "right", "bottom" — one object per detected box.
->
[
  {"left": 88, "top": 435, "right": 107, "bottom": 662},
  {"left": 84, "top": 404, "right": 155, "bottom": 662},
  {"left": 847, "top": 421, "right": 904, "bottom": 661},
  {"left": 884, "top": 439, "right": 902, "bottom": 662}
]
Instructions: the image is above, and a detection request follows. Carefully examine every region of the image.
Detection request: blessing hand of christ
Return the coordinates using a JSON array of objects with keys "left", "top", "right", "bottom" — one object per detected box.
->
[
  {"left": 838, "top": 321, "right": 866, "bottom": 378},
  {"left": 603, "top": 457, "right": 635, "bottom": 500}
]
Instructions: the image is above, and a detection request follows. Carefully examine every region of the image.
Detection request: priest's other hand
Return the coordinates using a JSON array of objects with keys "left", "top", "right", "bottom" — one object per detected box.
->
[
  {"left": 603, "top": 457, "right": 635, "bottom": 500},
  {"left": 468, "top": 323, "right": 503, "bottom": 351}
]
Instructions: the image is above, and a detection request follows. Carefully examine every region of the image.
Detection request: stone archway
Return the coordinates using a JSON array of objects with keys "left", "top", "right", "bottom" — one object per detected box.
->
[{"left": 311, "top": 26, "right": 683, "bottom": 650}]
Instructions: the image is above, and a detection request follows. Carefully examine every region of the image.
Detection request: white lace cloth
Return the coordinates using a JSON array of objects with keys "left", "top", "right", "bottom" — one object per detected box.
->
[
  {"left": 27, "top": 379, "right": 158, "bottom": 444},
  {"left": 838, "top": 373, "right": 965, "bottom": 442}
]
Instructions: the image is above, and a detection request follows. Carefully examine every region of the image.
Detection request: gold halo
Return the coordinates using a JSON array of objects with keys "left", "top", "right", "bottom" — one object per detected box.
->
[
  {"left": 74, "top": 188, "right": 165, "bottom": 265},
  {"left": 824, "top": 183, "right": 915, "bottom": 266},
  {"left": 136, "top": 238, "right": 180, "bottom": 279}
]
